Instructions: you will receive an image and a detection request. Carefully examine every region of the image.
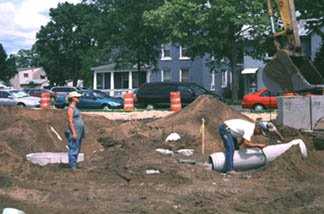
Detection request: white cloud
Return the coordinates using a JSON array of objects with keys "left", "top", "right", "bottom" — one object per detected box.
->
[{"left": 0, "top": 0, "right": 81, "bottom": 54}]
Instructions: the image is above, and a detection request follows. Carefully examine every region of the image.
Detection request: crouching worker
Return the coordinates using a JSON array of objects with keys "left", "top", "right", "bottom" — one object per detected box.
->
[
  {"left": 65, "top": 91, "right": 85, "bottom": 171},
  {"left": 218, "top": 118, "right": 267, "bottom": 174}
]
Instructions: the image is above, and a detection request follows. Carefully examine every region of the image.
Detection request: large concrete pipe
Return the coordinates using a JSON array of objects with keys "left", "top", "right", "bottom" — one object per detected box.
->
[{"left": 209, "top": 139, "right": 307, "bottom": 172}]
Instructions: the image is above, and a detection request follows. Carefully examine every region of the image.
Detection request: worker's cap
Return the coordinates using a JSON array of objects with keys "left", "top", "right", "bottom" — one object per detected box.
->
[
  {"left": 68, "top": 91, "right": 82, "bottom": 98},
  {"left": 256, "top": 120, "right": 276, "bottom": 132}
]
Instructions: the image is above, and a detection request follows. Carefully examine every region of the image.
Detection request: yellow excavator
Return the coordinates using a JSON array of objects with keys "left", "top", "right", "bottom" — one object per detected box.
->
[{"left": 263, "top": 0, "right": 324, "bottom": 93}]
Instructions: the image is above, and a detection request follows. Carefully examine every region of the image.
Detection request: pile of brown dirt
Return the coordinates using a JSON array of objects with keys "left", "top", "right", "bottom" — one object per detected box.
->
[
  {"left": 0, "top": 107, "right": 114, "bottom": 172},
  {"left": 110, "top": 96, "right": 256, "bottom": 155}
]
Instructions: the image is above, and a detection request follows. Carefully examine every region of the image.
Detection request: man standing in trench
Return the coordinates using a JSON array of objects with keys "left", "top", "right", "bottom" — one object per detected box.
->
[{"left": 218, "top": 118, "right": 269, "bottom": 174}]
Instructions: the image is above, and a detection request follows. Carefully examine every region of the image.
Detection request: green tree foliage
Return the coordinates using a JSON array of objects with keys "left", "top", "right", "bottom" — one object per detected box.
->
[
  {"left": 35, "top": 2, "right": 99, "bottom": 86},
  {"left": 88, "top": 0, "right": 165, "bottom": 69},
  {"left": 13, "top": 48, "right": 40, "bottom": 69},
  {"left": 296, "top": 0, "right": 324, "bottom": 38},
  {"left": 314, "top": 43, "right": 324, "bottom": 76},
  {"left": 144, "top": 0, "right": 269, "bottom": 100},
  {"left": 0, "top": 44, "right": 17, "bottom": 83}
]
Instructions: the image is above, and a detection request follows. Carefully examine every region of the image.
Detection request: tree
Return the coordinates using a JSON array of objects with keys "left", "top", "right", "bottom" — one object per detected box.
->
[
  {"left": 13, "top": 48, "right": 40, "bottom": 69},
  {"left": 0, "top": 44, "right": 7, "bottom": 80},
  {"left": 0, "top": 44, "right": 17, "bottom": 83},
  {"left": 296, "top": 0, "right": 324, "bottom": 38},
  {"left": 35, "top": 3, "right": 99, "bottom": 86},
  {"left": 314, "top": 43, "right": 324, "bottom": 76},
  {"left": 88, "top": 0, "right": 165, "bottom": 69},
  {"left": 144, "top": 0, "right": 269, "bottom": 101}
]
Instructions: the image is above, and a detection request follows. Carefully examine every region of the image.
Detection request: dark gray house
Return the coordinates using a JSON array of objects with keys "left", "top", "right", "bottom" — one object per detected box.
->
[
  {"left": 92, "top": 44, "right": 230, "bottom": 97},
  {"left": 150, "top": 44, "right": 229, "bottom": 96}
]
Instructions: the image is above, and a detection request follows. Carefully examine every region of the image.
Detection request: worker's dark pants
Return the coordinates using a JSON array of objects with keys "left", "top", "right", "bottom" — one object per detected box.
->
[{"left": 218, "top": 124, "right": 238, "bottom": 172}]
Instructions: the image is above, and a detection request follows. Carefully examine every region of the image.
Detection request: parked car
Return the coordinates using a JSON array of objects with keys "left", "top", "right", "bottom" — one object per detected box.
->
[
  {"left": 51, "top": 86, "right": 78, "bottom": 97},
  {"left": 135, "top": 82, "right": 219, "bottom": 108},
  {"left": 55, "top": 90, "right": 123, "bottom": 109},
  {"left": 24, "top": 88, "right": 55, "bottom": 98},
  {"left": 51, "top": 86, "right": 80, "bottom": 107},
  {"left": 0, "top": 89, "right": 40, "bottom": 108},
  {"left": 241, "top": 88, "right": 277, "bottom": 111}
]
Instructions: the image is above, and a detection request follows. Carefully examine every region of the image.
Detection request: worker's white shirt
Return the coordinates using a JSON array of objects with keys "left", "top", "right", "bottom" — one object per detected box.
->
[{"left": 224, "top": 119, "right": 255, "bottom": 141}]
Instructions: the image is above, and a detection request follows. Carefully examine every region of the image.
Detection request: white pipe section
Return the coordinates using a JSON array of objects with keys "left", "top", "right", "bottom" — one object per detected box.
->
[
  {"left": 26, "top": 152, "right": 84, "bottom": 166},
  {"left": 2, "top": 208, "right": 25, "bottom": 214},
  {"left": 209, "top": 139, "right": 307, "bottom": 172}
]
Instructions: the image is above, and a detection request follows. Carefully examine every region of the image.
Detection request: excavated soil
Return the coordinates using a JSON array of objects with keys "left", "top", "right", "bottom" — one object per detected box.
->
[{"left": 1, "top": 96, "right": 324, "bottom": 213}]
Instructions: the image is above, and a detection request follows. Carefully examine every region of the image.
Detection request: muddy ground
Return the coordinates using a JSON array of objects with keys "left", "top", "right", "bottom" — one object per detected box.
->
[{"left": 1, "top": 96, "right": 324, "bottom": 213}]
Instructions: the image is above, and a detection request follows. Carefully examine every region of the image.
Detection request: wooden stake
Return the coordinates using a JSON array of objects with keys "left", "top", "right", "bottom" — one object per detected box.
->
[{"left": 200, "top": 118, "right": 205, "bottom": 155}]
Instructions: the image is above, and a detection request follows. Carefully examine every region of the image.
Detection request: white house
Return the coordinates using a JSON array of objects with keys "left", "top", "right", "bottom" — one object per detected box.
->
[
  {"left": 10, "top": 67, "right": 49, "bottom": 89},
  {"left": 92, "top": 64, "right": 150, "bottom": 96}
]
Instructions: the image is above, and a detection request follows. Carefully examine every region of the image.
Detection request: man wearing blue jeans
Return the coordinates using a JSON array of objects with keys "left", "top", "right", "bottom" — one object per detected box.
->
[{"left": 218, "top": 119, "right": 267, "bottom": 174}]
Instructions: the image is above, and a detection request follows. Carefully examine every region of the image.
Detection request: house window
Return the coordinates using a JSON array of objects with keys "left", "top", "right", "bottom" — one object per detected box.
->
[
  {"left": 96, "top": 73, "right": 104, "bottom": 89},
  {"left": 24, "top": 73, "right": 29, "bottom": 78},
  {"left": 40, "top": 75, "right": 46, "bottom": 79},
  {"left": 104, "top": 73, "right": 111, "bottom": 89},
  {"left": 221, "top": 70, "right": 232, "bottom": 88},
  {"left": 161, "top": 68, "right": 172, "bottom": 82},
  {"left": 114, "top": 72, "right": 129, "bottom": 89},
  {"left": 210, "top": 70, "right": 216, "bottom": 91},
  {"left": 132, "top": 71, "right": 147, "bottom": 88},
  {"left": 161, "top": 44, "right": 171, "bottom": 60},
  {"left": 180, "top": 68, "right": 190, "bottom": 82},
  {"left": 179, "top": 46, "right": 190, "bottom": 60}
]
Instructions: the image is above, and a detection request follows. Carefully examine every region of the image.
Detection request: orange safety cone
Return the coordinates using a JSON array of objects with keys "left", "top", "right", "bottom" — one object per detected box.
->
[
  {"left": 40, "top": 92, "right": 51, "bottom": 109},
  {"left": 123, "top": 91, "right": 134, "bottom": 112},
  {"left": 170, "top": 91, "right": 182, "bottom": 112}
]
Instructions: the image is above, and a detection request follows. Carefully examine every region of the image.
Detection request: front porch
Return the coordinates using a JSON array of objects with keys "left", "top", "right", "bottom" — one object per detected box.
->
[{"left": 92, "top": 64, "right": 151, "bottom": 97}]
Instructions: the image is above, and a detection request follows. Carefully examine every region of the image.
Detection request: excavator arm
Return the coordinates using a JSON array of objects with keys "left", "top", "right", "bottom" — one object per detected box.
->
[
  {"left": 263, "top": 0, "right": 324, "bottom": 93},
  {"left": 267, "top": 0, "right": 301, "bottom": 54}
]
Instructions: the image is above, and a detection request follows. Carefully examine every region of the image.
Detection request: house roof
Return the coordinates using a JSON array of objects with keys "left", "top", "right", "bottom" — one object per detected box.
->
[
  {"left": 17, "top": 67, "right": 43, "bottom": 72},
  {"left": 241, "top": 68, "right": 258, "bottom": 74},
  {"left": 91, "top": 63, "right": 150, "bottom": 72}
]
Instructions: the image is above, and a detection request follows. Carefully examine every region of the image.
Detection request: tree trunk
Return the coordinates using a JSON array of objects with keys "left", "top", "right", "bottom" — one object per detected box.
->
[{"left": 230, "top": 43, "right": 240, "bottom": 102}]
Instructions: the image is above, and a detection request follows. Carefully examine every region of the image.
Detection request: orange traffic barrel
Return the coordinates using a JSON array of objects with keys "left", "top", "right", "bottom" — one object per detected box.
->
[
  {"left": 123, "top": 91, "right": 134, "bottom": 112},
  {"left": 40, "top": 92, "right": 51, "bottom": 109},
  {"left": 170, "top": 91, "right": 182, "bottom": 112}
]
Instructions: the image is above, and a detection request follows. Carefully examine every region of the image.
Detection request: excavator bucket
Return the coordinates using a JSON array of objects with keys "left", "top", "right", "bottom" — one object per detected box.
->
[{"left": 262, "top": 49, "right": 324, "bottom": 93}]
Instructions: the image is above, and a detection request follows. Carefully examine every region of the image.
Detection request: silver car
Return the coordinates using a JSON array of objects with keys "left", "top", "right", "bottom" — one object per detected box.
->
[{"left": 0, "top": 89, "right": 41, "bottom": 108}]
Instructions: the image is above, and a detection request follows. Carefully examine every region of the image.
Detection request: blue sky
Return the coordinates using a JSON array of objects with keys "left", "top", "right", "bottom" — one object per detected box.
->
[{"left": 0, "top": 0, "right": 80, "bottom": 55}]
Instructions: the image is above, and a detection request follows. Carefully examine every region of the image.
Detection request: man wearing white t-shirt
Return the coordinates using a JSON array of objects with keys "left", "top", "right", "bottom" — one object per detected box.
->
[{"left": 218, "top": 118, "right": 267, "bottom": 174}]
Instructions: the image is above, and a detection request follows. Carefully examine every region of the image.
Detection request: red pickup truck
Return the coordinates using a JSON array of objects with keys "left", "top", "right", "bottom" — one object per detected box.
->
[{"left": 241, "top": 88, "right": 277, "bottom": 111}]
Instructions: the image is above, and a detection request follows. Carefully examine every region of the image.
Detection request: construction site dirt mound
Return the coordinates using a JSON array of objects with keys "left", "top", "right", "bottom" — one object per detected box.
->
[
  {"left": 1, "top": 105, "right": 324, "bottom": 213},
  {"left": 111, "top": 95, "right": 250, "bottom": 153},
  {"left": 0, "top": 107, "right": 111, "bottom": 172}
]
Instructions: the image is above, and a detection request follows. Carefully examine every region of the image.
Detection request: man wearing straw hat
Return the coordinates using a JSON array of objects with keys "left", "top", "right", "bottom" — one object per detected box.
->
[{"left": 65, "top": 91, "right": 85, "bottom": 171}]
